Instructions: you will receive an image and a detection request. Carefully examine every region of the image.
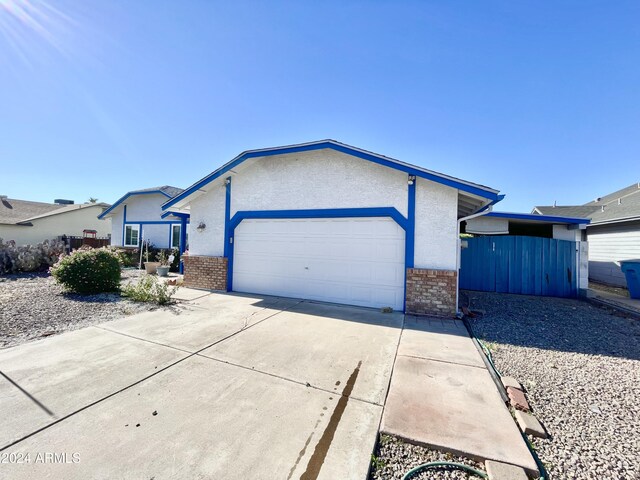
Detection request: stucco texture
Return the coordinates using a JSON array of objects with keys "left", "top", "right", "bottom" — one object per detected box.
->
[{"left": 188, "top": 148, "right": 460, "bottom": 272}]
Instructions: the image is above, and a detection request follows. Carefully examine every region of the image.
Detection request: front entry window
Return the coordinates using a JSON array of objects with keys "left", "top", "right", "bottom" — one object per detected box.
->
[{"left": 124, "top": 225, "right": 139, "bottom": 247}]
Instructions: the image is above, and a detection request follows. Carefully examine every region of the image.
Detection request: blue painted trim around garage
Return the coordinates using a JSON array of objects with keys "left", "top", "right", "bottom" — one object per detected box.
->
[
  {"left": 228, "top": 207, "right": 409, "bottom": 231},
  {"left": 99, "top": 190, "right": 173, "bottom": 219},
  {"left": 226, "top": 206, "right": 410, "bottom": 307},
  {"left": 406, "top": 178, "right": 416, "bottom": 269},
  {"left": 487, "top": 211, "right": 590, "bottom": 224},
  {"left": 162, "top": 140, "right": 500, "bottom": 211},
  {"left": 224, "top": 177, "right": 232, "bottom": 289}
]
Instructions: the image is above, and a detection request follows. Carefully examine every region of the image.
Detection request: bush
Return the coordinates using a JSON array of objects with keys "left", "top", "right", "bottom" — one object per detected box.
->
[
  {"left": 0, "top": 238, "right": 66, "bottom": 275},
  {"left": 107, "top": 246, "right": 140, "bottom": 268},
  {"left": 50, "top": 248, "right": 121, "bottom": 294},
  {"left": 121, "top": 274, "right": 177, "bottom": 305}
]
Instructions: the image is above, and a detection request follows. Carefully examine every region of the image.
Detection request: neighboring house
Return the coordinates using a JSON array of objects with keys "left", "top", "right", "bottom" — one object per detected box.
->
[
  {"left": 0, "top": 197, "right": 111, "bottom": 245},
  {"left": 534, "top": 183, "right": 640, "bottom": 287},
  {"left": 162, "top": 139, "right": 502, "bottom": 316},
  {"left": 98, "top": 186, "right": 188, "bottom": 250}
]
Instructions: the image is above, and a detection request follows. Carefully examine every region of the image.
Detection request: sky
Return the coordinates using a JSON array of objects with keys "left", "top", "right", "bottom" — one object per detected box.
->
[{"left": 0, "top": 0, "right": 639, "bottom": 212}]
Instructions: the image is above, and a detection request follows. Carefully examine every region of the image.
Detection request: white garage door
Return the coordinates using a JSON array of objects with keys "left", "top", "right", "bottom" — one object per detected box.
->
[{"left": 232, "top": 217, "right": 405, "bottom": 310}]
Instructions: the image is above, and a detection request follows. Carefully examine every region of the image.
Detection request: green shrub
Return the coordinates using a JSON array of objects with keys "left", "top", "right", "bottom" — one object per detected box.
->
[
  {"left": 107, "top": 246, "right": 139, "bottom": 268},
  {"left": 50, "top": 248, "right": 121, "bottom": 294},
  {"left": 121, "top": 274, "right": 177, "bottom": 305},
  {"left": 0, "top": 238, "right": 66, "bottom": 275}
]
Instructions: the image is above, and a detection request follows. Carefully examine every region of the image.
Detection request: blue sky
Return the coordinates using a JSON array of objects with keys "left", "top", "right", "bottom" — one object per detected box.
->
[{"left": 1, "top": 0, "right": 638, "bottom": 212}]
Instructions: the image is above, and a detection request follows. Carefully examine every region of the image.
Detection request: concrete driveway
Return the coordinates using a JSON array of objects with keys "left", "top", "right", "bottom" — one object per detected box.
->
[{"left": 0, "top": 291, "right": 403, "bottom": 480}]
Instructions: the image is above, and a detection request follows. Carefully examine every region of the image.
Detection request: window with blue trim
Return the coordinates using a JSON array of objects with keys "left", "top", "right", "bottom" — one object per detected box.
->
[
  {"left": 124, "top": 225, "right": 139, "bottom": 247},
  {"left": 171, "top": 225, "right": 181, "bottom": 249}
]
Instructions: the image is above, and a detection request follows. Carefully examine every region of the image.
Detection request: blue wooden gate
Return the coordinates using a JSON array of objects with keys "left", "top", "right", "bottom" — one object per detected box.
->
[{"left": 460, "top": 235, "right": 578, "bottom": 297}]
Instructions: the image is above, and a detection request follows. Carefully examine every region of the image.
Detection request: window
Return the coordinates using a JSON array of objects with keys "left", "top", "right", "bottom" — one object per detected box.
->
[
  {"left": 171, "top": 224, "right": 181, "bottom": 249},
  {"left": 124, "top": 225, "right": 139, "bottom": 247}
]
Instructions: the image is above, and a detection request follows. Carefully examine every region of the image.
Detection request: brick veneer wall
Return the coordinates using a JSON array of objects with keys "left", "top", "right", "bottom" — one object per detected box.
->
[
  {"left": 183, "top": 255, "right": 228, "bottom": 291},
  {"left": 405, "top": 268, "right": 457, "bottom": 317}
]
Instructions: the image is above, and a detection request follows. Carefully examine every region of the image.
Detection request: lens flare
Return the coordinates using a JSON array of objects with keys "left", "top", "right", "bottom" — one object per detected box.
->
[{"left": 0, "top": 0, "right": 77, "bottom": 66}]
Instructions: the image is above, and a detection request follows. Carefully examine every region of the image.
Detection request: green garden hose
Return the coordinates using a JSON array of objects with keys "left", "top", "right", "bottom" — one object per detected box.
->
[{"left": 402, "top": 461, "right": 488, "bottom": 479}]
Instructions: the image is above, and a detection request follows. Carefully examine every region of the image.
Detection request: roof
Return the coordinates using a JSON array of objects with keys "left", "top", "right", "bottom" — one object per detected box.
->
[
  {"left": 488, "top": 211, "right": 590, "bottom": 225},
  {"left": 533, "top": 183, "right": 640, "bottom": 225},
  {"left": 162, "top": 140, "right": 501, "bottom": 211},
  {"left": 0, "top": 198, "right": 109, "bottom": 226},
  {"left": 98, "top": 185, "right": 184, "bottom": 219}
]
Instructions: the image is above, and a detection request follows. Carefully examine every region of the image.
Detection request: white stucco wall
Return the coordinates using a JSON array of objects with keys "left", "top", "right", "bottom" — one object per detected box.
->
[
  {"left": 0, "top": 206, "right": 111, "bottom": 246},
  {"left": 188, "top": 182, "right": 226, "bottom": 256},
  {"left": 552, "top": 225, "right": 582, "bottom": 242},
  {"left": 110, "top": 211, "right": 124, "bottom": 246},
  {"left": 187, "top": 148, "right": 461, "bottom": 271},
  {"left": 230, "top": 149, "right": 409, "bottom": 216},
  {"left": 414, "top": 179, "right": 459, "bottom": 270}
]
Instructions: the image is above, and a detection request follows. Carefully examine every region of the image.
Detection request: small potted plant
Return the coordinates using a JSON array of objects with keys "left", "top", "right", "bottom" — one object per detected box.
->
[
  {"left": 156, "top": 250, "right": 171, "bottom": 277},
  {"left": 143, "top": 241, "right": 160, "bottom": 274}
]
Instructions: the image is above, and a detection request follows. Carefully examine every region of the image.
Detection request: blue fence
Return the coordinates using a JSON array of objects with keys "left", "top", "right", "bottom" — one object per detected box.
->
[{"left": 460, "top": 236, "right": 578, "bottom": 298}]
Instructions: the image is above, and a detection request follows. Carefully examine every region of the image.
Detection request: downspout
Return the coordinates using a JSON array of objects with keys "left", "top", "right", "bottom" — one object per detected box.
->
[{"left": 456, "top": 195, "right": 505, "bottom": 314}]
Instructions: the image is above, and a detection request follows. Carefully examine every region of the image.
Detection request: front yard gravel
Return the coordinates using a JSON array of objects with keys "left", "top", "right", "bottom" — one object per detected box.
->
[
  {"left": 466, "top": 291, "right": 640, "bottom": 480},
  {"left": 1, "top": 270, "right": 168, "bottom": 348},
  {"left": 370, "top": 434, "right": 485, "bottom": 479}
]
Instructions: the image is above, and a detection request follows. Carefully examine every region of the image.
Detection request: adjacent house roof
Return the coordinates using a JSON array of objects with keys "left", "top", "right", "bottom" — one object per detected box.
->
[
  {"left": 533, "top": 183, "right": 640, "bottom": 225},
  {"left": 0, "top": 198, "right": 110, "bottom": 226},
  {"left": 162, "top": 139, "right": 502, "bottom": 212},
  {"left": 98, "top": 185, "right": 184, "bottom": 219}
]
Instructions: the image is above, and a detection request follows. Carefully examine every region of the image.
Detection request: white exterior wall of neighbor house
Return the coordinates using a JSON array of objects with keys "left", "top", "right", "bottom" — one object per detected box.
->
[
  {"left": 0, "top": 206, "right": 110, "bottom": 245},
  {"left": 187, "top": 148, "right": 460, "bottom": 271},
  {"left": 111, "top": 193, "right": 185, "bottom": 249},
  {"left": 587, "top": 221, "right": 640, "bottom": 287}
]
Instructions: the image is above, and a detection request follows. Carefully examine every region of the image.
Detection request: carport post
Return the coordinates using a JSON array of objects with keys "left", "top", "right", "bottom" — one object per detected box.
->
[{"left": 179, "top": 215, "right": 188, "bottom": 273}]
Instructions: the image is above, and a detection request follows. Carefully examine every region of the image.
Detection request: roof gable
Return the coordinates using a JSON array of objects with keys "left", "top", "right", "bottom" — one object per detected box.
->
[
  {"left": 163, "top": 140, "right": 500, "bottom": 211},
  {"left": 98, "top": 186, "right": 184, "bottom": 219}
]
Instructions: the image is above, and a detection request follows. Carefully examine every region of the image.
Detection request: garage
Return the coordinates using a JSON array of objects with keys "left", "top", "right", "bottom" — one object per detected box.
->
[
  {"left": 163, "top": 140, "right": 503, "bottom": 316},
  {"left": 232, "top": 217, "right": 406, "bottom": 310}
]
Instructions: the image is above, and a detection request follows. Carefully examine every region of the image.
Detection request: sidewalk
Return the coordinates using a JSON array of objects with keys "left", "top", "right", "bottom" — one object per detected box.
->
[
  {"left": 587, "top": 289, "right": 640, "bottom": 317},
  {"left": 381, "top": 316, "right": 539, "bottom": 476}
]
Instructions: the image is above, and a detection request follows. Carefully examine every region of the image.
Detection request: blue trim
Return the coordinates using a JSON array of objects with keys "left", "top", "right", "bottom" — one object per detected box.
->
[
  {"left": 161, "top": 211, "right": 190, "bottom": 220},
  {"left": 121, "top": 205, "right": 127, "bottom": 247},
  {"left": 168, "top": 224, "right": 172, "bottom": 249},
  {"left": 163, "top": 140, "right": 500, "bottom": 211},
  {"left": 99, "top": 190, "right": 173, "bottom": 219},
  {"left": 475, "top": 194, "right": 506, "bottom": 214},
  {"left": 404, "top": 176, "right": 416, "bottom": 313},
  {"left": 224, "top": 177, "right": 232, "bottom": 290},
  {"left": 488, "top": 211, "right": 590, "bottom": 224},
  {"left": 406, "top": 178, "right": 416, "bottom": 268},
  {"left": 228, "top": 207, "right": 408, "bottom": 232},
  {"left": 179, "top": 216, "right": 187, "bottom": 273}
]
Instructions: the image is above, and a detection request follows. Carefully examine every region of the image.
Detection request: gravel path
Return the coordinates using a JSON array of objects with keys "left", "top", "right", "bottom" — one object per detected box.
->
[
  {"left": 370, "top": 434, "right": 485, "bottom": 479},
  {"left": 466, "top": 291, "right": 640, "bottom": 480},
  {"left": 0, "top": 270, "right": 169, "bottom": 348}
]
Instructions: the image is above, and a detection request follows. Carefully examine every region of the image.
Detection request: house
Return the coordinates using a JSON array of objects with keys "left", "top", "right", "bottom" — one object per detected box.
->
[
  {"left": 0, "top": 197, "right": 111, "bottom": 245},
  {"left": 533, "top": 183, "right": 640, "bottom": 287},
  {"left": 162, "top": 139, "right": 502, "bottom": 315},
  {"left": 98, "top": 186, "right": 189, "bottom": 251}
]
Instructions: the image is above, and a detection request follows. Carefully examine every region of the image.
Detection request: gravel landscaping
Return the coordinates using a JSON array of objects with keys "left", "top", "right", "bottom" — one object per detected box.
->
[
  {"left": 466, "top": 291, "right": 640, "bottom": 480},
  {"left": 1, "top": 270, "right": 171, "bottom": 348},
  {"left": 370, "top": 434, "right": 485, "bottom": 479}
]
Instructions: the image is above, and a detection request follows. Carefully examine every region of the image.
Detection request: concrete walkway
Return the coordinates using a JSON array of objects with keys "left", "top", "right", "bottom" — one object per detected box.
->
[
  {"left": 381, "top": 316, "right": 539, "bottom": 476},
  {"left": 588, "top": 289, "right": 640, "bottom": 317},
  {"left": 0, "top": 291, "right": 403, "bottom": 480}
]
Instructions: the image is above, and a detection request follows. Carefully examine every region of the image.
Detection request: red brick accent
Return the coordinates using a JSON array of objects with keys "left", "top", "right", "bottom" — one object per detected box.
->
[
  {"left": 405, "top": 268, "right": 457, "bottom": 317},
  {"left": 507, "top": 386, "right": 530, "bottom": 412},
  {"left": 183, "top": 255, "right": 228, "bottom": 291}
]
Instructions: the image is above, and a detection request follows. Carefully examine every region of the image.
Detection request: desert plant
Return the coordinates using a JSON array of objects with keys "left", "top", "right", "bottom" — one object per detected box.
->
[
  {"left": 50, "top": 248, "right": 121, "bottom": 294},
  {"left": 0, "top": 238, "right": 66, "bottom": 275},
  {"left": 121, "top": 274, "right": 177, "bottom": 305}
]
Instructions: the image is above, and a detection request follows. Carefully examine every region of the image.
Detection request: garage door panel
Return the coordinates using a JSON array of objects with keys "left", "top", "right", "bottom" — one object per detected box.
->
[{"left": 233, "top": 217, "right": 405, "bottom": 310}]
